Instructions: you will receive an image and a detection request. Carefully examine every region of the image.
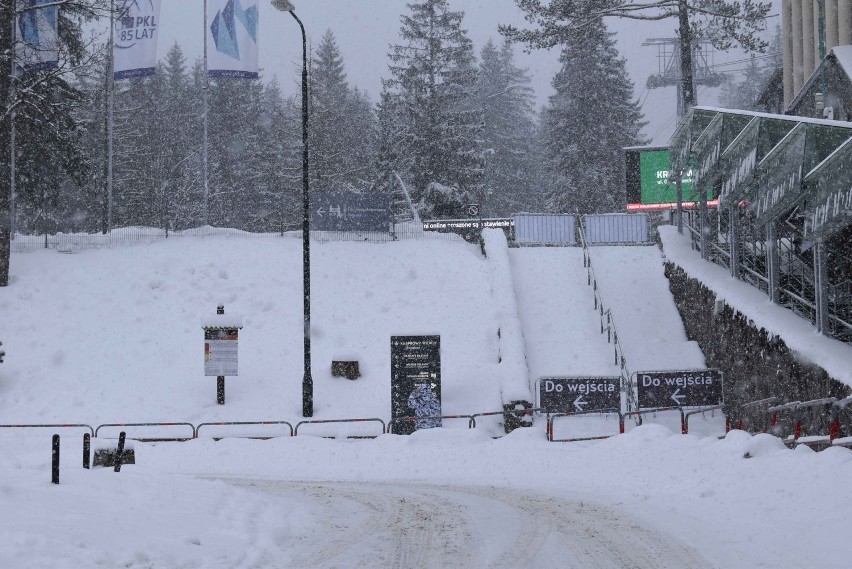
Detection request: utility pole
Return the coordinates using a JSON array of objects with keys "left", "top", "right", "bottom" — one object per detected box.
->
[
  {"left": 678, "top": 0, "right": 695, "bottom": 114},
  {"left": 0, "top": 2, "right": 14, "bottom": 287}
]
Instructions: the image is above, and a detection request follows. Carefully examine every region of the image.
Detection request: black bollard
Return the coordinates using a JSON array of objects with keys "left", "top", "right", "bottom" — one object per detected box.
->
[
  {"left": 114, "top": 431, "right": 126, "bottom": 473},
  {"left": 83, "top": 433, "right": 90, "bottom": 469},
  {"left": 52, "top": 434, "right": 60, "bottom": 484}
]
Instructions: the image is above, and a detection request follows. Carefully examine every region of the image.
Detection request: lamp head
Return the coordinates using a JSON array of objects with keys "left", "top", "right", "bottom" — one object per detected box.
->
[{"left": 271, "top": 0, "right": 295, "bottom": 11}]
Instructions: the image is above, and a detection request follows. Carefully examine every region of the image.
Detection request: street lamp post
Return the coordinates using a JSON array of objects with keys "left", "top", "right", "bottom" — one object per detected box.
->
[{"left": 271, "top": 0, "right": 312, "bottom": 417}]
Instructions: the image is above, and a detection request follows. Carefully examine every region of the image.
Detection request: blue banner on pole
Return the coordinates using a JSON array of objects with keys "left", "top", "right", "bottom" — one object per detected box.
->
[
  {"left": 15, "top": 0, "right": 59, "bottom": 75},
  {"left": 113, "top": 0, "right": 162, "bottom": 81},
  {"left": 207, "top": 0, "right": 259, "bottom": 80},
  {"left": 312, "top": 192, "right": 391, "bottom": 232}
]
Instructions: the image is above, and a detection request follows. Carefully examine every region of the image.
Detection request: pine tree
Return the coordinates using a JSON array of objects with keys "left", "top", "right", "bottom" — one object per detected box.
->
[
  {"left": 207, "top": 76, "right": 265, "bottom": 229},
  {"left": 110, "top": 45, "right": 202, "bottom": 232},
  {"left": 502, "top": 0, "right": 771, "bottom": 115},
  {"left": 719, "top": 25, "right": 782, "bottom": 111},
  {"left": 541, "top": 18, "right": 646, "bottom": 214},
  {"left": 310, "top": 30, "right": 377, "bottom": 194},
  {"left": 386, "top": 0, "right": 484, "bottom": 219},
  {"left": 310, "top": 30, "right": 349, "bottom": 193},
  {"left": 256, "top": 77, "right": 301, "bottom": 233},
  {"left": 0, "top": 0, "right": 108, "bottom": 285},
  {"left": 477, "top": 39, "right": 541, "bottom": 217}
]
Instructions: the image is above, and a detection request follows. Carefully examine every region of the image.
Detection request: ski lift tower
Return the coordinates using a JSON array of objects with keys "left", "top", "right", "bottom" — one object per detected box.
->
[{"left": 643, "top": 38, "right": 727, "bottom": 117}]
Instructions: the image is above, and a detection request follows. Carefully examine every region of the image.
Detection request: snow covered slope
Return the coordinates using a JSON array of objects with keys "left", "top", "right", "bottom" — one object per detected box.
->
[
  {"left": 509, "top": 247, "right": 621, "bottom": 387},
  {"left": 0, "top": 235, "right": 507, "bottom": 430},
  {"left": 1, "top": 233, "right": 850, "bottom": 569},
  {"left": 589, "top": 245, "right": 706, "bottom": 374}
]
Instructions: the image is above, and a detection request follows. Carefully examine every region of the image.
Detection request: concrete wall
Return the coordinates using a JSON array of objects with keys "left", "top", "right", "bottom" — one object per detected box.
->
[{"left": 664, "top": 263, "right": 850, "bottom": 429}]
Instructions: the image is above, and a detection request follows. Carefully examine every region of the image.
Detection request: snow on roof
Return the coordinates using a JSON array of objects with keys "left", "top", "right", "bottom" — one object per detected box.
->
[
  {"left": 830, "top": 45, "right": 852, "bottom": 81},
  {"left": 693, "top": 105, "right": 852, "bottom": 129}
]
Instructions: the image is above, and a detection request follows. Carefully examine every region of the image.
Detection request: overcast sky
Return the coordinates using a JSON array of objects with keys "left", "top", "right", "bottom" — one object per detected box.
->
[{"left": 156, "top": 0, "right": 782, "bottom": 145}]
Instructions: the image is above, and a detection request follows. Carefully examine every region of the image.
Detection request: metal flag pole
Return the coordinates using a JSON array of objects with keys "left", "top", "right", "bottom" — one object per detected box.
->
[
  {"left": 106, "top": 0, "right": 115, "bottom": 232},
  {"left": 202, "top": 0, "right": 209, "bottom": 227}
]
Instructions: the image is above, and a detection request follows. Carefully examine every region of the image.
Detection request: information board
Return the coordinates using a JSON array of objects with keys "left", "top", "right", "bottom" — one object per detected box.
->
[
  {"left": 312, "top": 192, "right": 390, "bottom": 231},
  {"left": 539, "top": 377, "right": 621, "bottom": 414},
  {"left": 635, "top": 369, "right": 724, "bottom": 408},
  {"left": 204, "top": 329, "right": 239, "bottom": 376},
  {"left": 391, "top": 336, "right": 441, "bottom": 435}
]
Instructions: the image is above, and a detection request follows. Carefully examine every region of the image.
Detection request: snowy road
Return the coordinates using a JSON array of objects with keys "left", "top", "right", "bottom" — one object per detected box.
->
[{"left": 221, "top": 479, "right": 713, "bottom": 569}]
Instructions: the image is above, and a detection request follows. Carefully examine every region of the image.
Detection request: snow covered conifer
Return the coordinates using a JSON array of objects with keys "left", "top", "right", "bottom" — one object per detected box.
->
[
  {"left": 541, "top": 19, "right": 645, "bottom": 213},
  {"left": 477, "top": 39, "right": 542, "bottom": 217},
  {"left": 386, "top": 0, "right": 485, "bottom": 219}
]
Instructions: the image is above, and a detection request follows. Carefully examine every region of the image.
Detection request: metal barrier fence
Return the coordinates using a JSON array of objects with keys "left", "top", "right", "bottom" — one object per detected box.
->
[
  {"left": 12, "top": 213, "right": 660, "bottom": 254},
  {"left": 583, "top": 213, "right": 650, "bottom": 245},
  {"left": 196, "top": 420, "right": 294, "bottom": 438},
  {"left": 729, "top": 396, "right": 778, "bottom": 433},
  {"left": 10, "top": 222, "right": 466, "bottom": 254},
  {"left": 294, "top": 418, "right": 386, "bottom": 438},
  {"left": 767, "top": 401, "right": 801, "bottom": 442},
  {"left": 727, "top": 396, "right": 852, "bottom": 449},
  {"left": 470, "top": 408, "right": 544, "bottom": 428},
  {"left": 829, "top": 396, "right": 852, "bottom": 446},
  {"left": 0, "top": 423, "right": 95, "bottom": 436},
  {"left": 514, "top": 214, "right": 576, "bottom": 245},
  {"left": 620, "top": 407, "right": 686, "bottom": 434},
  {"left": 94, "top": 422, "right": 196, "bottom": 441},
  {"left": 387, "top": 415, "right": 475, "bottom": 434},
  {"left": 6, "top": 397, "right": 849, "bottom": 448},
  {"left": 682, "top": 405, "right": 725, "bottom": 435},
  {"left": 547, "top": 409, "right": 622, "bottom": 442}
]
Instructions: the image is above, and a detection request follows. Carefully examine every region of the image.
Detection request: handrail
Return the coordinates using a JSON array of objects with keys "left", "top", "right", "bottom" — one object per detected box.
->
[
  {"left": 741, "top": 396, "right": 778, "bottom": 408},
  {"left": 578, "top": 221, "right": 633, "bottom": 411},
  {"left": 196, "top": 420, "right": 294, "bottom": 438}
]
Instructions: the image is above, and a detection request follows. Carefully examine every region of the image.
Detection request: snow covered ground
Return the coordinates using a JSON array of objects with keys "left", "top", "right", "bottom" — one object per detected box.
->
[{"left": 0, "top": 231, "right": 850, "bottom": 568}]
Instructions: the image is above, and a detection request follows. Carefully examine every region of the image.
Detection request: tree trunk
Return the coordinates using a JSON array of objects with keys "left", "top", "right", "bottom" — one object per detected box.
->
[
  {"left": 678, "top": 0, "right": 695, "bottom": 114},
  {"left": 0, "top": 3, "right": 13, "bottom": 287}
]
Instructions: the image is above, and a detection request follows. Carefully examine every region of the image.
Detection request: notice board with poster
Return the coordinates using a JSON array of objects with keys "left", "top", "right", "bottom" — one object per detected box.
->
[
  {"left": 204, "top": 328, "right": 239, "bottom": 376},
  {"left": 391, "top": 336, "right": 441, "bottom": 435}
]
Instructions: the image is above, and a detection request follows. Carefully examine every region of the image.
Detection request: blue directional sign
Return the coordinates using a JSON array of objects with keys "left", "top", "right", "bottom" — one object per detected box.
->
[
  {"left": 312, "top": 192, "right": 390, "bottom": 232},
  {"left": 635, "top": 369, "right": 724, "bottom": 408},
  {"left": 539, "top": 377, "right": 621, "bottom": 414}
]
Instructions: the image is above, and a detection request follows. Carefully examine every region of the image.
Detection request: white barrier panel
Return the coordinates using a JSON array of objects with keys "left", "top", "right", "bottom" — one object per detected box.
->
[
  {"left": 584, "top": 214, "right": 649, "bottom": 244},
  {"left": 514, "top": 214, "right": 576, "bottom": 245}
]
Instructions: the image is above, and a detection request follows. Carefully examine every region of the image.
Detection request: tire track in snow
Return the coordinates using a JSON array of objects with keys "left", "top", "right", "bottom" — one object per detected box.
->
[{"left": 217, "top": 479, "right": 713, "bottom": 569}]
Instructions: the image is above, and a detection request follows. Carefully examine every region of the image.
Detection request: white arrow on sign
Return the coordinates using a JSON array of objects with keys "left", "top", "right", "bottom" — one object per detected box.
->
[
  {"left": 671, "top": 388, "right": 686, "bottom": 406},
  {"left": 573, "top": 395, "right": 588, "bottom": 412}
]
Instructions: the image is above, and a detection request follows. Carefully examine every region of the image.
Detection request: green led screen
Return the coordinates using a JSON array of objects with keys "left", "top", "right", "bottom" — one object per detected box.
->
[{"left": 625, "top": 147, "right": 709, "bottom": 210}]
